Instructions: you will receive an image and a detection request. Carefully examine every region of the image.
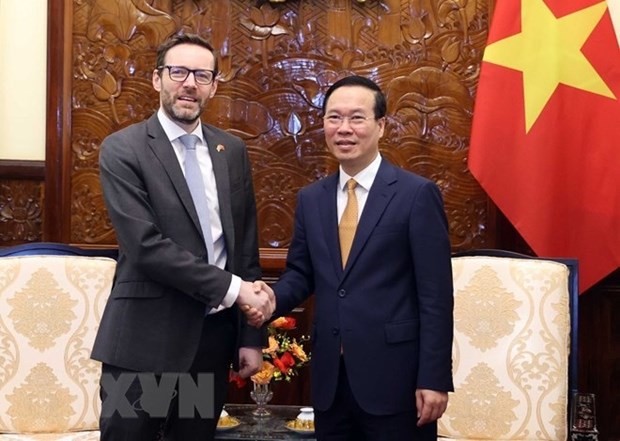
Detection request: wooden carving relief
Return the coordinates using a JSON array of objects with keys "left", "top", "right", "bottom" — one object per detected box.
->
[
  {"left": 70, "top": 0, "right": 493, "bottom": 252},
  {"left": 0, "top": 180, "right": 43, "bottom": 243}
]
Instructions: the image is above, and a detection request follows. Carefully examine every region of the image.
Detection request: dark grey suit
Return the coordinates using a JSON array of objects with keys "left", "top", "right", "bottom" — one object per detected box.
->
[{"left": 91, "top": 113, "right": 262, "bottom": 440}]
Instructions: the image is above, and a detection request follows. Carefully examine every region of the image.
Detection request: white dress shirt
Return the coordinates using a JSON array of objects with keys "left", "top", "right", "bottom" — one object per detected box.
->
[
  {"left": 157, "top": 109, "right": 240, "bottom": 311},
  {"left": 337, "top": 153, "right": 382, "bottom": 223}
]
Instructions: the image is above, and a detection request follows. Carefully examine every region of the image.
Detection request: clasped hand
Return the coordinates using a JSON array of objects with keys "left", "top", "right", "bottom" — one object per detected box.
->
[{"left": 237, "top": 280, "right": 275, "bottom": 327}]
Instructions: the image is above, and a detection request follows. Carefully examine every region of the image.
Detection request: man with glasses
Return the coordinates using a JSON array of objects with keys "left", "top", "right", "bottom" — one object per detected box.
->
[
  {"left": 258, "top": 75, "right": 454, "bottom": 440},
  {"left": 92, "top": 33, "right": 274, "bottom": 441}
]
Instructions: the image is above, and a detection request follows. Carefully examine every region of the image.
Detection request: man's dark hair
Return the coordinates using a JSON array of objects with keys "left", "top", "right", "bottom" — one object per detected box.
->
[
  {"left": 322, "top": 75, "right": 387, "bottom": 119},
  {"left": 156, "top": 33, "right": 219, "bottom": 75}
]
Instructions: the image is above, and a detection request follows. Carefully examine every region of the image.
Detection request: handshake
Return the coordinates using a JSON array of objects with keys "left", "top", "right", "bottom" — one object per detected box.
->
[{"left": 236, "top": 280, "right": 275, "bottom": 328}]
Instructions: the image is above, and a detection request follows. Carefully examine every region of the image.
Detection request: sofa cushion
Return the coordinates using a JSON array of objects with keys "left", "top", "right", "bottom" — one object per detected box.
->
[
  {"left": 438, "top": 256, "right": 571, "bottom": 440},
  {"left": 0, "top": 256, "right": 115, "bottom": 434}
]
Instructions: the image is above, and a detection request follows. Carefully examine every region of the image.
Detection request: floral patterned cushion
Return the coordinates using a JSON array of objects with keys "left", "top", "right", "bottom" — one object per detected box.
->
[
  {"left": 438, "top": 256, "right": 571, "bottom": 441},
  {"left": 0, "top": 255, "right": 116, "bottom": 435}
]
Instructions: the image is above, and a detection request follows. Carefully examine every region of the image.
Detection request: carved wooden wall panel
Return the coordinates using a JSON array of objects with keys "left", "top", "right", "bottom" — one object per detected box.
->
[
  {"left": 0, "top": 179, "right": 43, "bottom": 244},
  {"left": 69, "top": 0, "right": 493, "bottom": 255}
]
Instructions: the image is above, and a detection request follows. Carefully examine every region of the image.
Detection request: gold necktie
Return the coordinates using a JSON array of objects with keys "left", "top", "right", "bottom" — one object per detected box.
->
[{"left": 339, "top": 179, "right": 358, "bottom": 268}]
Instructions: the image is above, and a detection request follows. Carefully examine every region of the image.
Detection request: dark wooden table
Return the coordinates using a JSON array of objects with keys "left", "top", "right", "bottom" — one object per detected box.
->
[{"left": 215, "top": 404, "right": 316, "bottom": 441}]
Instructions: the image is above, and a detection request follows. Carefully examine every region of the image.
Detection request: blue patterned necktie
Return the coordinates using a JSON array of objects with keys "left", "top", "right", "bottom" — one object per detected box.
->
[{"left": 179, "top": 134, "right": 215, "bottom": 263}]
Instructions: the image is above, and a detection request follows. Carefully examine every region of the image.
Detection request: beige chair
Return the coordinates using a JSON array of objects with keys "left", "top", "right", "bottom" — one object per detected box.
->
[
  {"left": 0, "top": 245, "right": 116, "bottom": 440},
  {"left": 439, "top": 251, "right": 578, "bottom": 441}
]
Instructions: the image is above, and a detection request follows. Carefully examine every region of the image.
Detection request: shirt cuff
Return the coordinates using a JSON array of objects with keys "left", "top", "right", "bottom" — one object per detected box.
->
[{"left": 221, "top": 274, "right": 241, "bottom": 308}]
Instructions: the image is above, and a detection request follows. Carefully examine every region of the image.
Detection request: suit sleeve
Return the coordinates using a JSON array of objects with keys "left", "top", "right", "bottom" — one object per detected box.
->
[
  {"left": 410, "top": 181, "right": 454, "bottom": 392},
  {"left": 272, "top": 191, "right": 315, "bottom": 317},
  {"left": 99, "top": 131, "right": 232, "bottom": 308}
]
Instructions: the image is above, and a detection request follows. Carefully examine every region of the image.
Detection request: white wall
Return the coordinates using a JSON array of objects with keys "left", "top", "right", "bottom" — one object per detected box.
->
[{"left": 0, "top": 0, "right": 48, "bottom": 160}]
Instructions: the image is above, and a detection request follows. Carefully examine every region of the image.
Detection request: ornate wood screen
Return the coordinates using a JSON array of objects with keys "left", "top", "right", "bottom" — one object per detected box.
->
[{"left": 62, "top": 0, "right": 494, "bottom": 262}]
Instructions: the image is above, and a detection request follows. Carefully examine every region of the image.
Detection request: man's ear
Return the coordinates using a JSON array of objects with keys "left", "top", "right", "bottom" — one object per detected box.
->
[
  {"left": 208, "top": 79, "right": 218, "bottom": 98},
  {"left": 152, "top": 69, "right": 162, "bottom": 92}
]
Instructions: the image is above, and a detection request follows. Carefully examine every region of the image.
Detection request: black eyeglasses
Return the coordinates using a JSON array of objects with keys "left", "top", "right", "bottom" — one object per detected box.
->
[{"left": 159, "top": 65, "right": 216, "bottom": 85}]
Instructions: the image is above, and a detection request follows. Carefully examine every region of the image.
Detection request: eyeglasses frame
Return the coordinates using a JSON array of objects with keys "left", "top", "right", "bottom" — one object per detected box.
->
[
  {"left": 322, "top": 114, "right": 379, "bottom": 127},
  {"left": 158, "top": 65, "right": 216, "bottom": 86}
]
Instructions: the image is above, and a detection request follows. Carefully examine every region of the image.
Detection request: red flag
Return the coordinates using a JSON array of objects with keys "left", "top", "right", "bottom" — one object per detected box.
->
[{"left": 469, "top": 0, "right": 620, "bottom": 292}]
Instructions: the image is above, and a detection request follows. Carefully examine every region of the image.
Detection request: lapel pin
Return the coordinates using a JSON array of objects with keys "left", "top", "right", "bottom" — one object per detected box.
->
[{"left": 216, "top": 144, "right": 225, "bottom": 152}]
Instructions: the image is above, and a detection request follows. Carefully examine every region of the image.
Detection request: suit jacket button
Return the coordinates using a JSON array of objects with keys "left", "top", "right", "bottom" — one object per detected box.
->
[
  {"left": 338, "top": 289, "right": 346, "bottom": 298},
  {"left": 332, "top": 328, "right": 339, "bottom": 335}
]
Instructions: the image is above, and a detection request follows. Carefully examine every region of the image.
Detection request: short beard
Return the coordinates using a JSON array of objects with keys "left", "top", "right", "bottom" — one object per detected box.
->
[
  {"left": 161, "top": 90, "right": 203, "bottom": 126},
  {"left": 168, "top": 106, "right": 201, "bottom": 125}
]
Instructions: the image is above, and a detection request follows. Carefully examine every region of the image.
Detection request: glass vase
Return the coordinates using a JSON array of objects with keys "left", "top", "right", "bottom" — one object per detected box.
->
[{"left": 250, "top": 381, "right": 273, "bottom": 417}]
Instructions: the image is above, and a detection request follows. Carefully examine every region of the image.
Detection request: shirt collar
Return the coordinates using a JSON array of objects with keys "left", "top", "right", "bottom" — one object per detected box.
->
[
  {"left": 157, "top": 108, "right": 205, "bottom": 144},
  {"left": 339, "top": 154, "right": 382, "bottom": 192}
]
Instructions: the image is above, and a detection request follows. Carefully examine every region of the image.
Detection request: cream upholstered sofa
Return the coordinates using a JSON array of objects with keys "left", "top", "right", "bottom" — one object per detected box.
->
[
  {"left": 0, "top": 245, "right": 116, "bottom": 440},
  {"left": 438, "top": 251, "right": 578, "bottom": 441}
]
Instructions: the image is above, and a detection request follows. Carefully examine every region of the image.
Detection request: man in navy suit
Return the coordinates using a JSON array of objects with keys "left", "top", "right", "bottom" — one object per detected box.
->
[
  {"left": 92, "top": 34, "right": 273, "bottom": 441},
  {"left": 260, "top": 75, "right": 454, "bottom": 440}
]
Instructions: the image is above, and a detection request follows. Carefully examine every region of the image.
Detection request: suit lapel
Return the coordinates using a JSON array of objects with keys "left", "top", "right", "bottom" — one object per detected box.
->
[
  {"left": 319, "top": 175, "right": 343, "bottom": 278},
  {"left": 343, "top": 160, "right": 397, "bottom": 276},
  {"left": 203, "top": 125, "right": 235, "bottom": 261},
  {"left": 146, "top": 116, "right": 204, "bottom": 238}
]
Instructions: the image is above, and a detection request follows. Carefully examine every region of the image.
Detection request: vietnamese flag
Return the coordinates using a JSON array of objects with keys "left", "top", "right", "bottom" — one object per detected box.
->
[{"left": 469, "top": 0, "right": 620, "bottom": 292}]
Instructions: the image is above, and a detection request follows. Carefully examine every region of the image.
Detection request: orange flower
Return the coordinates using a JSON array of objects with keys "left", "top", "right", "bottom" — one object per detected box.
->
[
  {"left": 263, "top": 335, "right": 279, "bottom": 355},
  {"left": 289, "top": 342, "right": 308, "bottom": 362},
  {"left": 270, "top": 316, "right": 296, "bottom": 330},
  {"left": 251, "top": 361, "right": 275, "bottom": 385}
]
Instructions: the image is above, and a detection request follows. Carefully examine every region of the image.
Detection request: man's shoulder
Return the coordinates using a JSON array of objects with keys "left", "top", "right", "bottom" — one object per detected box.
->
[
  {"left": 99, "top": 118, "right": 157, "bottom": 164},
  {"left": 381, "top": 159, "right": 434, "bottom": 187}
]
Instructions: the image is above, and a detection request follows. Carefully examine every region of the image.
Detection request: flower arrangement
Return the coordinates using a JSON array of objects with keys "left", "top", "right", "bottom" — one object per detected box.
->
[{"left": 230, "top": 316, "right": 310, "bottom": 387}]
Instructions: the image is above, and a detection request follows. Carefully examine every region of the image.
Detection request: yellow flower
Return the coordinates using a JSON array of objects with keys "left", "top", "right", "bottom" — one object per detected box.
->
[
  {"left": 263, "top": 335, "right": 279, "bottom": 355},
  {"left": 289, "top": 342, "right": 308, "bottom": 363},
  {"left": 251, "top": 361, "right": 275, "bottom": 385}
]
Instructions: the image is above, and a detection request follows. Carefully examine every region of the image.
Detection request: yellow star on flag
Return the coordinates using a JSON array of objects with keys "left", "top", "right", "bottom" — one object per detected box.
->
[{"left": 483, "top": 0, "right": 616, "bottom": 132}]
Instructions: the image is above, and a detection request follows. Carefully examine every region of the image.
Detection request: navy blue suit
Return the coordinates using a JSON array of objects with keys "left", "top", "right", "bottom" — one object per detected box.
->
[{"left": 274, "top": 158, "right": 454, "bottom": 438}]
